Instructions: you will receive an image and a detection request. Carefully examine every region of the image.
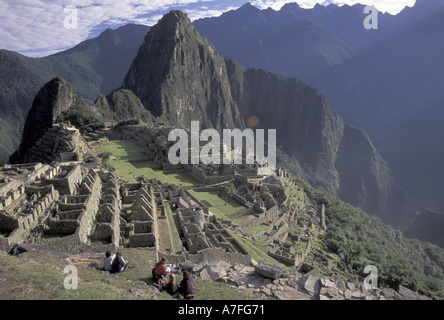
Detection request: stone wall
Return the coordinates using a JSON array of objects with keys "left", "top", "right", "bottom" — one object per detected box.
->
[
  {"left": 157, "top": 245, "right": 252, "bottom": 267},
  {"left": 92, "top": 172, "right": 121, "bottom": 247},
  {"left": 0, "top": 185, "right": 26, "bottom": 211},
  {"left": 125, "top": 183, "right": 158, "bottom": 248},
  {"left": 0, "top": 186, "right": 59, "bottom": 252},
  {"left": 129, "top": 233, "right": 156, "bottom": 247},
  {"left": 77, "top": 170, "right": 102, "bottom": 243},
  {"left": 184, "top": 164, "right": 234, "bottom": 185},
  {"left": 41, "top": 164, "right": 86, "bottom": 195},
  {"left": 240, "top": 204, "right": 280, "bottom": 230},
  {"left": 22, "top": 124, "right": 87, "bottom": 164},
  {"left": 268, "top": 238, "right": 313, "bottom": 267}
]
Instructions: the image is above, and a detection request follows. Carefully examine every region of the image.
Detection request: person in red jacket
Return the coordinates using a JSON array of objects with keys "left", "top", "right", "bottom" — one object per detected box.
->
[{"left": 152, "top": 257, "right": 169, "bottom": 285}]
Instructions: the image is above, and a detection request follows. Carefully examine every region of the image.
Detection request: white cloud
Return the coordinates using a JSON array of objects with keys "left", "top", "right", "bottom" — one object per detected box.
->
[
  {"left": 0, "top": 0, "right": 226, "bottom": 57},
  {"left": 250, "top": 0, "right": 415, "bottom": 14},
  {"left": 0, "top": 0, "right": 417, "bottom": 57}
]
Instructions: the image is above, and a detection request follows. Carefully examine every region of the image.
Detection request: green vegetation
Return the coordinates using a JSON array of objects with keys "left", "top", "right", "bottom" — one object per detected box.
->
[
  {"left": 97, "top": 151, "right": 115, "bottom": 171},
  {"left": 188, "top": 190, "right": 244, "bottom": 224},
  {"left": 0, "top": 248, "right": 255, "bottom": 300},
  {"left": 297, "top": 178, "right": 444, "bottom": 300},
  {"left": 165, "top": 204, "right": 183, "bottom": 253},
  {"left": 219, "top": 183, "right": 235, "bottom": 204},
  {"left": 229, "top": 232, "right": 282, "bottom": 267},
  {"left": 57, "top": 105, "right": 104, "bottom": 133},
  {"left": 97, "top": 140, "right": 200, "bottom": 186}
]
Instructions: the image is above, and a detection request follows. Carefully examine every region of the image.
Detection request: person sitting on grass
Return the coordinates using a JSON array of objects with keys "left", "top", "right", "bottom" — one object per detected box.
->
[
  {"left": 152, "top": 257, "right": 169, "bottom": 285},
  {"left": 103, "top": 251, "right": 115, "bottom": 273},
  {"left": 178, "top": 271, "right": 195, "bottom": 299},
  {"left": 159, "top": 273, "right": 179, "bottom": 298},
  {"left": 111, "top": 252, "right": 128, "bottom": 274}
]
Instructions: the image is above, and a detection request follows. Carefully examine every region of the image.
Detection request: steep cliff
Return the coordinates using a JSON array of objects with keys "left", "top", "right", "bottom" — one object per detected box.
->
[
  {"left": 122, "top": 10, "right": 244, "bottom": 131},
  {"left": 9, "top": 77, "right": 88, "bottom": 164},
  {"left": 225, "top": 60, "right": 414, "bottom": 229}
]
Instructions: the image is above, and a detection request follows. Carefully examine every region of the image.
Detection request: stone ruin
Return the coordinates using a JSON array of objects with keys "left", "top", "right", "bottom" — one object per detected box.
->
[
  {"left": 20, "top": 123, "right": 90, "bottom": 164},
  {"left": 120, "top": 182, "right": 158, "bottom": 248},
  {"left": 0, "top": 122, "right": 327, "bottom": 273},
  {"left": 0, "top": 184, "right": 59, "bottom": 250},
  {"left": 0, "top": 162, "right": 121, "bottom": 254},
  {"left": 107, "top": 124, "right": 267, "bottom": 185},
  {"left": 117, "top": 177, "right": 251, "bottom": 266}
]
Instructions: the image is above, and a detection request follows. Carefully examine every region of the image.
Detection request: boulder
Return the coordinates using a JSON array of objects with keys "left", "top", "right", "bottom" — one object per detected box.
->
[
  {"left": 300, "top": 275, "right": 321, "bottom": 297},
  {"left": 192, "top": 260, "right": 208, "bottom": 273},
  {"left": 199, "top": 260, "right": 231, "bottom": 282},
  {"left": 320, "top": 286, "right": 339, "bottom": 298},
  {"left": 232, "top": 262, "right": 245, "bottom": 272},
  {"left": 273, "top": 289, "right": 312, "bottom": 300},
  {"left": 254, "top": 262, "right": 282, "bottom": 280},
  {"left": 380, "top": 288, "right": 395, "bottom": 299},
  {"left": 235, "top": 275, "right": 255, "bottom": 287},
  {"left": 346, "top": 282, "right": 356, "bottom": 291},
  {"left": 344, "top": 289, "right": 353, "bottom": 300},
  {"left": 179, "top": 262, "right": 195, "bottom": 272},
  {"left": 398, "top": 286, "right": 421, "bottom": 300},
  {"left": 337, "top": 281, "right": 346, "bottom": 292},
  {"left": 320, "top": 277, "right": 336, "bottom": 288}
]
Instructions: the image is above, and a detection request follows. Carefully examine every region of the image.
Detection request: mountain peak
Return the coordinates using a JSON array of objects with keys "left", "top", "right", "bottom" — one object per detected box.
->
[
  {"left": 10, "top": 77, "right": 87, "bottom": 163},
  {"left": 241, "top": 2, "right": 255, "bottom": 9},
  {"left": 280, "top": 2, "right": 301, "bottom": 11},
  {"left": 237, "top": 2, "right": 261, "bottom": 13},
  {"left": 122, "top": 10, "right": 244, "bottom": 130},
  {"left": 163, "top": 9, "right": 192, "bottom": 23}
]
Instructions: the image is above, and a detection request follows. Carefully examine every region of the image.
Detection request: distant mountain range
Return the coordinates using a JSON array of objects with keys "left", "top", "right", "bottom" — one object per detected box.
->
[
  {"left": 193, "top": 0, "right": 444, "bottom": 214},
  {"left": 9, "top": 10, "right": 416, "bottom": 231},
  {"left": 0, "top": 24, "right": 150, "bottom": 165},
  {"left": 405, "top": 209, "right": 444, "bottom": 248},
  {"left": 2, "top": 0, "right": 443, "bottom": 234}
]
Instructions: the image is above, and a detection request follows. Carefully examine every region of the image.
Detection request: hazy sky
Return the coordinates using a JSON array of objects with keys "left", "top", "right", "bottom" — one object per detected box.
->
[{"left": 0, "top": 0, "right": 416, "bottom": 57}]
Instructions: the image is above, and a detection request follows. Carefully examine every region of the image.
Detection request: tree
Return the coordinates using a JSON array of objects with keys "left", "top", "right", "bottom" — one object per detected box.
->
[
  {"left": 219, "top": 183, "right": 235, "bottom": 205},
  {"left": 98, "top": 151, "right": 115, "bottom": 170}
]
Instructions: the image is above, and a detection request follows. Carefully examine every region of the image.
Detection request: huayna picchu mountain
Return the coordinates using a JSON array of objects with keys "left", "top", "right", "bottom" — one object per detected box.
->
[
  {"left": 122, "top": 11, "right": 244, "bottom": 131},
  {"left": 119, "top": 10, "right": 414, "bottom": 230}
]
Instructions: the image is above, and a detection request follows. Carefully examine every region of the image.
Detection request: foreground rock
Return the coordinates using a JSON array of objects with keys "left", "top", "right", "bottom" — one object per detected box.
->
[
  {"left": 193, "top": 261, "right": 432, "bottom": 301},
  {"left": 254, "top": 262, "right": 282, "bottom": 280}
]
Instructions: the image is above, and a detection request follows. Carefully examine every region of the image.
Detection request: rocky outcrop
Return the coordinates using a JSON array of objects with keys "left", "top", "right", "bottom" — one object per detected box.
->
[
  {"left": 226, "top": 59, "right": 415, "bottom": 230},
  {"left": 122, "top": 10, "right": 244, "bottom": 131},
  {"left": 10, "top": 77, "right": 89, "bottom": 164},
  {"left": 182, "top": 260, "right": 432, "bottom": 300},
  {"left": 91, "top": 89, "right": 155, "bottom": 124},
  {"left": 254, "top": 262, "right": 282, "bottom": 280}
]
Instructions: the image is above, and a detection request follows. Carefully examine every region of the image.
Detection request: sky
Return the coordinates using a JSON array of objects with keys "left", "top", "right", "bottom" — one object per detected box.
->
[{"left": 0, "top": 0, "right": 416, "bottom": 57}]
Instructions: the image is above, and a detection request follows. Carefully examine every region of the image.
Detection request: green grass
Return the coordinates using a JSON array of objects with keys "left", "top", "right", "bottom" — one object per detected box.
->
[
  {"left": 100, "top": 140, "right": 200, "bottom": 186},
  {"left": 0, "top": 247, "right": 257, "bottom": 300},
  {"left": 228, "top": 232, "right": 283, "bottom": 267},
  {"left": 165, "top": 204, "right": 183, "bottom": 253},
  {"left": 188, "top": 190, "right": 244, "bottom": 224},
  {"left": 248, "top": 224, "right": 269, "bottom": 234},
  {"left": 0, "top": 249, "right": 161, "bottom": 300}
]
